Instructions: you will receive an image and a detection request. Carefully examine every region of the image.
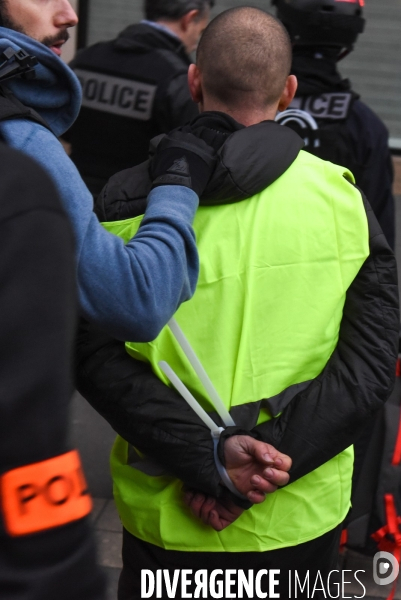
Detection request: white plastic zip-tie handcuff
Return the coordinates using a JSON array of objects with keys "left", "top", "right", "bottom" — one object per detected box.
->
[{"left": 158, "top": 318, "right": 248, "bottom": 501}]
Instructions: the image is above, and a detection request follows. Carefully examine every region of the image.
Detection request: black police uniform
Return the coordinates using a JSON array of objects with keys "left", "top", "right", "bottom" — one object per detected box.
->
[
  {"left": 68, "top": 23, "right": 199, "bottom": 195},
  {"left": 289, "top": 51, "right": 395, "bottom": 249},
  {"left": 0, "top": 141, "right": 105, "bottom": 600},
  {"left": 0, "top": 44, "right": 104, "bottom": 600}
]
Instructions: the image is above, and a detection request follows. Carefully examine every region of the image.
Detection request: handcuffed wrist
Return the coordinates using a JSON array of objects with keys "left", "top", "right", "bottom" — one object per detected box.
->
[
  {"left": 217, "top": 426, "right": 256, "bottom": 467},
  {"left": 212, "top": 428, "right": 249, "bottom": 502}
]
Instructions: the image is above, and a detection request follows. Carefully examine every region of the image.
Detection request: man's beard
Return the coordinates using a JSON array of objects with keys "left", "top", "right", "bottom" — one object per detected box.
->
[
  {"left": 42, "top": 30, "right": 70, "bottom": 49},
  {"left": 0, "top": 7, "right": 69, "bottom": 48}
]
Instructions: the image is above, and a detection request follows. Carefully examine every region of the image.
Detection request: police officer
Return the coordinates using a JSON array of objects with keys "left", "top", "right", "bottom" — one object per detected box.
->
[
  {"left": 0, "top": 138, "right": 105, "bottom": 599},
  {"left": 273, "top": 0, "right": 395, "bottom": 248},
  {"left": 68, "top": 0, "right": 214, "bottom": 196}
]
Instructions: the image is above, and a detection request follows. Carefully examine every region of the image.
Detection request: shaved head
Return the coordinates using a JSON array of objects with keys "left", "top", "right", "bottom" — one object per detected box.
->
[{"left": 196, "top": 7, "right": 292, "bottom": 110}]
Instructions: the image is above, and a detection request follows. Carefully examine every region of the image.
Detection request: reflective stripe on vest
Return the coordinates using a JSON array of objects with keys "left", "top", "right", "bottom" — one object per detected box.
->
[{"left": 104, "top": 150, "right": 369, "bottom": 552}]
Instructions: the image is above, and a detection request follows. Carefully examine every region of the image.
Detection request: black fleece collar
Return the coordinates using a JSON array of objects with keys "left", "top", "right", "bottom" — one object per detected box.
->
[
  {"left": 149, "top": 111, "right": 304, "bottom": 205},
  {"left": 185, "top": 112, "right": 304, "bottom": 205},
  {"left": 187, "top": 112, "right": 245, "bottom": 143}
]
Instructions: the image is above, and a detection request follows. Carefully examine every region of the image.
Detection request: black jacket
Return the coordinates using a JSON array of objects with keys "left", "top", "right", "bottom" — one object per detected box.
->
[
  {"left": 0, "top": 143, "right": 105, "bottom": 599},
  {"left": 291, "top": 52, "right": 395, "bottom": 248},
  {"left": 75, "top": 113, "right": 399, "bottom": 498},
  {"left": 67, "top": 23, "right": 198, "bottom": 195}
]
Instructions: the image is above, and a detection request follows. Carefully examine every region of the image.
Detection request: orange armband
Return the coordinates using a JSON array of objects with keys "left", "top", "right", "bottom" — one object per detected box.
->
[{"left": 0, "top": 450, "right": 92, "bottom": 536}]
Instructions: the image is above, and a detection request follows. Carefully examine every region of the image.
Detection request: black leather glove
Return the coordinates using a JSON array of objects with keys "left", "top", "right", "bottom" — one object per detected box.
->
[{"left": 149, "top": 130, "right": 217, "bottom": 197}]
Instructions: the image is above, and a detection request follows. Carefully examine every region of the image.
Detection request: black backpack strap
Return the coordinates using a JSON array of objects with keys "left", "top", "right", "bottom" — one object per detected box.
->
[{"left": 0, "top": 84, "right": 53, "bottom": 132}]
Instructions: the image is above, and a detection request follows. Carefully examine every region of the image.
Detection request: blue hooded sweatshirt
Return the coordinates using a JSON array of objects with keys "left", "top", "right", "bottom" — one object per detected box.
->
[{"left": 0, "top": 28, "right": 199, "bottom": 341}]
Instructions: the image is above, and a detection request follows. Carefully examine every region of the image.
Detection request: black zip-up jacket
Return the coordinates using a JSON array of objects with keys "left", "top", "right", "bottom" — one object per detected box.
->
[
  {"left": 67, "top": 23, "right": 198, "bottom": 195},
  {"left": 0, "top": 142, "right": 105, "bottom": 600},
  {"left": 76, "top": 113, "right": 399, "bottom": 500},
  {"left": 291, "top": 51, "right": 395, "bottom": 249}
]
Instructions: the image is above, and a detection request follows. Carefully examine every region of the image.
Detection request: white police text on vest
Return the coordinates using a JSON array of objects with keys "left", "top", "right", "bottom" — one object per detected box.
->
[
  {"left": 290, "top": 93, "right": 353, "bottom": 120},
  {"left": 74, "top": 68, "right": 157, "bottom": 121}
]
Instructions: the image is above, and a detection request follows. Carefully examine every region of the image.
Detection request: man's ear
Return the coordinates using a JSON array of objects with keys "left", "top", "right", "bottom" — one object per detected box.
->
[
  {"left": 188, "top": 64, "right": 203, "bottom": 104},
  {"left": 277, "top": 75, "right": 298, "bottom": 112},
  {"left": 180, "top": 9, "right": 200, "bottom": 32}
]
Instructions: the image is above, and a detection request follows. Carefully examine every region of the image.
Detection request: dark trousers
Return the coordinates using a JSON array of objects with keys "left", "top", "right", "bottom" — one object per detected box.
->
[{"left": 118, "top": 525, "right": 342, "bottom": 600}]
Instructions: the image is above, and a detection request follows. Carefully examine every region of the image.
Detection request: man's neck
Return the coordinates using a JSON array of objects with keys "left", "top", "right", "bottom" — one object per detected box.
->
[
  {"left": 152, "top": 19, "right": 183, "bottom": 43},
  {"left": 200, "top": 101, "right": 278, "bottom": 127}
]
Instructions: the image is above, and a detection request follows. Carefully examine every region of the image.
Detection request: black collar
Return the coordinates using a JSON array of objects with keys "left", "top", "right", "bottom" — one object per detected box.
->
[
  {"left": 114, "top": 23, "right": 190, "bottom": 65},
  {"left": 292, "top": 52, "right": 352, "bottom": 96}
]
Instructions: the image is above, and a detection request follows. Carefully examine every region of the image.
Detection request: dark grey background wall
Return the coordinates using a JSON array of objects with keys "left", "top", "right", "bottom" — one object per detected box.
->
[{"left": 85, "top": 0, "right": 401, "bottom": 142}]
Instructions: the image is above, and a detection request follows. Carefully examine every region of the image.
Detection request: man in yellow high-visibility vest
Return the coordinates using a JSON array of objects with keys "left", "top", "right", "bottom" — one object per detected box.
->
[{"left": 77, "top": 7, "right": 399, "bottom": 599}]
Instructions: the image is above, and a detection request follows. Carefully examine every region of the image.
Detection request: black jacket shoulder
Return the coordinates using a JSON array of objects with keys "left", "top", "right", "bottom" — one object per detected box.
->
[
  {"left": 71, "top": 24, "right": 191, "bottom": 81},
  {"left": 95, "top": 118, "right": 304, "bottom": 222}
]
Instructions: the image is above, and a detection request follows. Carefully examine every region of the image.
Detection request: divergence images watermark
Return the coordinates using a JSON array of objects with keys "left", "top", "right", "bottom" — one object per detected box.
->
[
  {"left": 140, "top": 569, "right": 367, "bottom": 598},
  {"left": 373, "top": 551, "right": 399, "bottom": 586},
  {"left": 141, "top": 553, "right": 399, "bottom": 598}
]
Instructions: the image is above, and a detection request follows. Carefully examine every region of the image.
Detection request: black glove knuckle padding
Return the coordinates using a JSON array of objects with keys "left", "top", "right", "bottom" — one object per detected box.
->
[
  {"left": 158, "top": 131, "right": 216, "bottom": 167},
  {"left": 150, "top": 130, "right": 217, "bottom": 197}
]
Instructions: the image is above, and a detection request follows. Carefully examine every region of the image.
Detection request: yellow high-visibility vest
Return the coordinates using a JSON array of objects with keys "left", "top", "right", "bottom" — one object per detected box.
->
[{"left": 104, "top": 149, "right": 369, "bottom": 552}]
